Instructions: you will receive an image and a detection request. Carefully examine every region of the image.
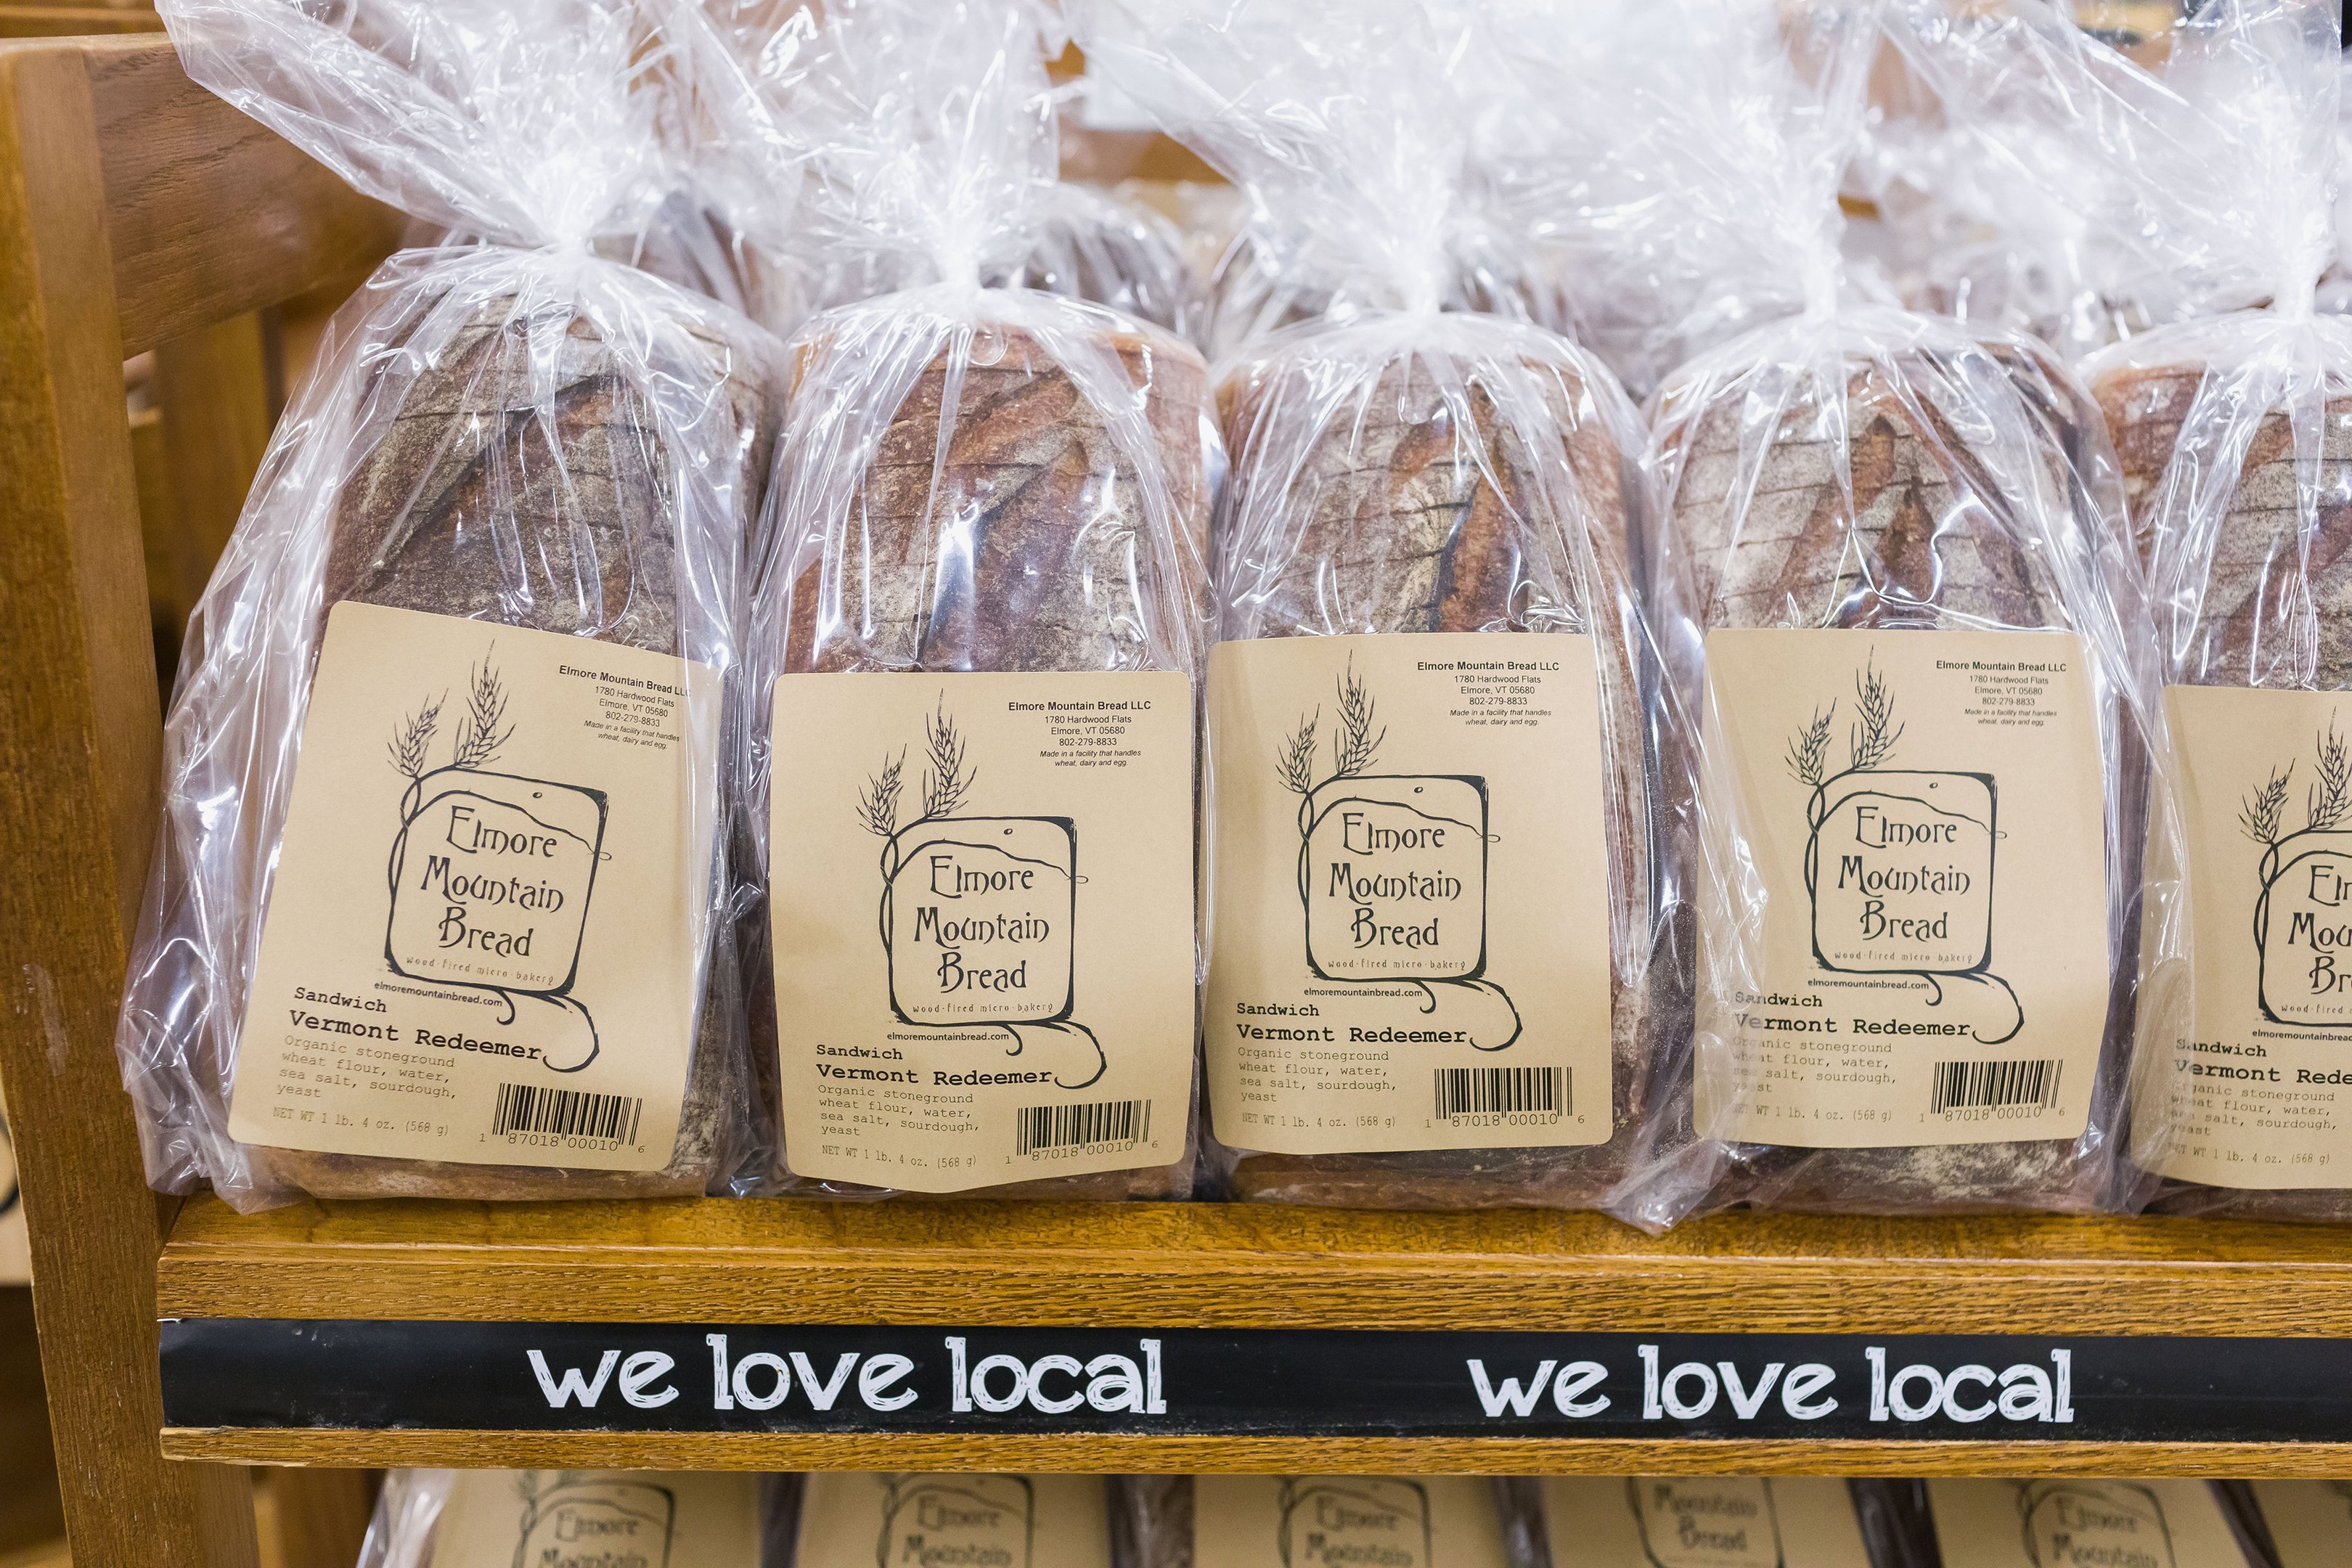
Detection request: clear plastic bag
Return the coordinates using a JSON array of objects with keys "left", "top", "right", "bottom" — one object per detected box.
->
[
  {"left": 2081, "top": 2, "right": 2352, "bottom": 1221},
  {"left": 1085, "top": 0, "right": 1665, "bottom": 1214},
  {"left": 359, "top": 1470, "right": 797, "bottom": 1567},
  {"left": 1865, "top": 2, "right": 2216, "bottom": 363},
  {"left": 740, "top": 0, "right": 1213, "bottom": 1201},
  {"left": 1482, "top": 0, "right": 1873, "bottom": 401},
  {"left": 995, "top": 179, "right": 1204, "bottom": 342},
  {"left": 1584, "top": 0, "right": 2162, "bottom": 1225},
  {"left": 118, "top": 0, "right": 780, "bottom": 1210}
]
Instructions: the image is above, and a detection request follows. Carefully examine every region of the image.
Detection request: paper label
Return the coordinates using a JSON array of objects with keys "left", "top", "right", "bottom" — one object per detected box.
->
[
  {"left": 1204, "top": 634, "right": 1614, "bottom": 1155},
  {"left": 1539, "top": 1478, "right": 1873, "bottom": 1568},
  {"left": 795, "top": 1474, "right": 1108, "bottom": 1568},
  {"left": 229, "top": 603, "right": 719, "bottom": 1170},
  {"left": 768, "top": 671, "right": 1195, "bottom": 1192},
  {"left": 1191, "top": 1477, "right": 1508, "bottom": 1568},
  {"left": 1927, "top": 1479, "right": 2246, "bottom": 1568},
  {"left": 1693, "top": 629, "right": 2110, "bottom": 1148},
  {"left": 2134, "top": 686, "right": 2352, "bottom": 1187},
  {"left": 426, "top": 1471, "right": 761, "bottom": 1568},
  {"left": 2249, "top": 1482, "right": 2352, "bottom": 1567}
]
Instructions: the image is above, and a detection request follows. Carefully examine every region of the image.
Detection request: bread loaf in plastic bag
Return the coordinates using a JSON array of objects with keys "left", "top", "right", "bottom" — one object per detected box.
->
[
  {"left": 740, "top": 0, "right": 1213, "bottom": 1200},
  {"left": 1087, "top": 0, "right": 1667, "bottom": 1213},
  {"left": 116, "top": 0, "right": 779, "bottom": 1209},
  {"left": 1558, "top": 0, "right": 2165, "bottom": 1225},
  {"left": 2072, "top": 1, "right": 2352, "bottom": 1220}
]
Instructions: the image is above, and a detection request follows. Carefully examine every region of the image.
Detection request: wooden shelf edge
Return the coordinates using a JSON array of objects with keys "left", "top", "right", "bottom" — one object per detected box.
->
[
  {"left": 159, "top": 1430, "right": 2352, "bottom": 1478},
  {"left": 156, "top": 1196, "right": 2352, "bottom": 1335}
]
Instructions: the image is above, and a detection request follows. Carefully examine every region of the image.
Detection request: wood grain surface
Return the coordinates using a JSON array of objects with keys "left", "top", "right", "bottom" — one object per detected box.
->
[
  {"left": 77, "top": 36, "right": 401, "bottom": 356},
  {"left": 0, "top": 37, "right": 261, "bottom": 1568},
  {"left": 158, "top": 1195, "right": 2352, "bottom": 1335},
  {"left": 156, "top": 1429, "right": 2352, "bottom": 1479}
]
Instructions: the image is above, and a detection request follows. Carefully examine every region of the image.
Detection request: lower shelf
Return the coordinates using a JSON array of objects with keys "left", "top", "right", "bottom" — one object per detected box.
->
[{"left": 153, "top": 1196, "right": 2352, "bottom": 1474}]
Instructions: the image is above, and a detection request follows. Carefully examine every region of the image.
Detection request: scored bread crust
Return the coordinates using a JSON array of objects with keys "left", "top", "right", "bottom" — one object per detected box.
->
[
  {"left": 760, "top": 316, "right": 1212, "bottom": 1201},
  {"left": 1667, "top": 348, "right": 2131, "bottom": 1214},
  {"left": 255, "top": 300, "right": 772, "bottom": 1201},
  {"left": 1213, "top": 338, "right": 1654, "bottom": 1209}
]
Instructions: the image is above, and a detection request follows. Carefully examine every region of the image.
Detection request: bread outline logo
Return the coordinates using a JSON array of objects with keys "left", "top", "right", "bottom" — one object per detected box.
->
[
  {"left": 509, "top": 1474, "right": 675, "bottom": 1568},
  {"left": 875, "top": 1474, "right": 1033, "bottom": 1568},
  {"left": 1277, "top": 1478, "right": 1432, "bottom": 1568},
  {"left": 860, "top": 697, "right": 1103, "bottom": 1089},
  {"left": 2242, "top": 715, "right": 2352, "bottom": 1025},
  {"left": 2016, "top": 1482, "right": 2173, "bottom": 1568},
  {"left": 385, "top": 648, "right": 606, "bottom": 1073},
  {"left": 1280, "top": 661, "right": 1520, "bottom": 1049},
  {"left": 1788, "top": 650, "right": 2019, "bottom": 1045},
  {"left": 1625, "top": 1478, "right": 1783, "bottom": 1568}
]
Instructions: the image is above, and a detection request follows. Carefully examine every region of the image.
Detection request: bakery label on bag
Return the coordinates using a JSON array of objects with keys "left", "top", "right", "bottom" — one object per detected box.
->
[
  {"left": 768, "top": 671, "right": 1193, "bottom": 1193},
  {"left": 1539, "top": 1477, "right": 1875, "bottom": 1568},
  {"left": 1694, "top": 629, "right": 2109, "bottom": 1149},
  {"left": 227, "top": 603, "right": 719, "bottom": 1171},
  {"left": 1204, "top": 634, "right": 1614, "bottom": 1156},
  {"left": 425, "top": 1470, "right": 762, "bottom": 1568},
  {"left": 1191, "top": 1475, "right": 1511, "bottom": 1568},
  {"left": 1926, "top": 1479, "right": 2247, "bottom": 1568},
  {"left": 2135, "top": 685, "right": 2352, "bottom": 1188},
  {"left": 793, "top": 1472, "right": 1110, "bottom": 1568}
]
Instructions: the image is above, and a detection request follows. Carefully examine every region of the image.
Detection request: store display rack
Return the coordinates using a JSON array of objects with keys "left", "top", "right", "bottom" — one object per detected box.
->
[{"left": 9, "top": 28, "right": 2352, "bottom": 1568}]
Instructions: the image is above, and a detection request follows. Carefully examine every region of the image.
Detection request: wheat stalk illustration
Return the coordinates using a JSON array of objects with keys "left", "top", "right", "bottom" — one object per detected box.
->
[
  {"left": 859, "top": 747, "right": 907, "bottom": 839},
  {"left": 1848, "top": 654, "right": 1903, "bottom": 773},
  {"left": 1278, "top": 709, "right": 1320, "bottom": 797},
  {"left": 387, "top": 693, "right": 445, "bottom": 781},
  {"left": 450, "top": 652, "right": 514, "bottom": 770},
  {"left": 919, "top": 698, "right": 975, "bottom": 821},
  {"left": 1329, "top": 659, "right": 1385, "bottom": 781},
  {"left": 2242, "top": 763, "right": 2294, "bottom": 846},
  {"left": 1785, "top": 703, "right": 1835, "bottom": 788},
  {"left": 2311, "top": 719, "right": 2352, "bottom": 833}
]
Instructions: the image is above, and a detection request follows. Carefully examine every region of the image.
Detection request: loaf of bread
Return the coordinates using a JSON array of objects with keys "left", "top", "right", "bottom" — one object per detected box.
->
[
  {"left": 1212, "top": 318, "right": 1655, "bottom": 1209},
  {"left": 2094, "top": 346, "right": 2352, "bottom": 1223},
  {"left": 757, "top": 304, "right": 1212, "bottom": 1201},
  {"left": 246, "top": 290, "right": 772, "bottom": 1202},
  {"left": 1659, "top": 328, "right": 2136, "bottom": 1215}
]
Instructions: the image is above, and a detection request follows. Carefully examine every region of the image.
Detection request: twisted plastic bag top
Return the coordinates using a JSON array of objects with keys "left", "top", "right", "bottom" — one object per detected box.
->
[
  {"left": 126, "top": 0, "right": 781, "bottom": 1209},
  {"left": 162, "top": 0, "right": 674, "bottom": 249},
  {"left": 1081, "top": 0, "right": 1536, "bottom": 330},
  {"left": 2073, "top": 0, "right": 2348, "bottom": 623},
  {"left": 1885, "top": 0, "right": 2323, "bottom": 362},
  {"left": 1863, "top": 7, "right": 2165, "bottom": 359},
  {"left": 1483, "top": 0, "right": 1877, "bottom": 397}
]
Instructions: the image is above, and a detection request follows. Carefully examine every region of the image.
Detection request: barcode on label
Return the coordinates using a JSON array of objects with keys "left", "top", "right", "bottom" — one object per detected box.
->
[
  {"left": 1930, "top": 1058, "right": 2062, "bottom": 1114},
  {"left": 491, "top": 1082, "right": 643, "bottom": 1144},
  {"left": 1016, "top": 1098, "right": 1152, "bottom": 1156},
  {"left": 1434, "top": 1066, "right": 1566, "bottom": 1119}
]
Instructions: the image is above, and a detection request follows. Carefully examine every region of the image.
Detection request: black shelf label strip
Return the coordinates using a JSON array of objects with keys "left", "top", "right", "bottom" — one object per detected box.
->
[{"left": 159, "top": 1321, "right": 2352, "bottom": 1442}]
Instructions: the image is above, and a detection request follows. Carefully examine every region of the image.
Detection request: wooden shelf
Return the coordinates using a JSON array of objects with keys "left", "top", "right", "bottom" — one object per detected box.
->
[
  {"left": 158, "top": 1196, "right": 2352, "bottom": 1334},
  {"left": 154, "top": 1197, "right": 2352, "bottom": 1474}
]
